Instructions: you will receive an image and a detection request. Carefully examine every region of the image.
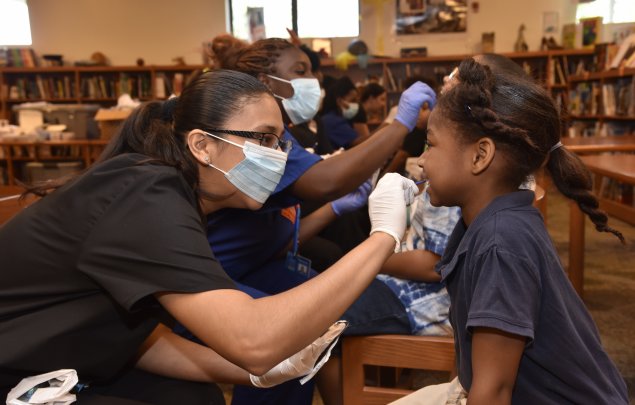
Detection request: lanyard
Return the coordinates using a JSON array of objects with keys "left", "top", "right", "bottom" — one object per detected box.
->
[{"left": 292, "top": 204, "right": 301, "bottom": 256}]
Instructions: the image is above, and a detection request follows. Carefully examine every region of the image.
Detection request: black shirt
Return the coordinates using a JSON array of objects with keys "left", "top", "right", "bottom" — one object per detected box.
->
[
  {"left": 402, "top": 127, "right": 427, "bottom": 157},
  {"left": 0, "top": 153, "right": 235, "bottom": 389}
]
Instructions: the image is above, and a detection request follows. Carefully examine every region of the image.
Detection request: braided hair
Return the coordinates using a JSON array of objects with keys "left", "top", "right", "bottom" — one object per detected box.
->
[
  {"left": 439, "top": 57, "right": 624, "bottom": 243},
  {"left": 211, "top": 37, "right": 296, "bottom": 77}
]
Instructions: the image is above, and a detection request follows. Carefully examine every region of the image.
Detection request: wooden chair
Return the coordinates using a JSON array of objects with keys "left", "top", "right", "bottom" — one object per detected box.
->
[
  {"left": 0, "top": 185, "right": 35, "bottom": 225},
  {"left": 341, "top": 334, "right": 456, "bottom": 405}
]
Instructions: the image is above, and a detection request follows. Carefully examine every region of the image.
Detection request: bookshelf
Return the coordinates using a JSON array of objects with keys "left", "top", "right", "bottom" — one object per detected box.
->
[
  {"left": 320, "top": 49, "right": 596, "bottom": 123},
  {"left": 0, "top": 139, "right": 108, "bottom": 185},
  {"left": 567, "top": 67, "right": 635, "bottom": 137},
  {"left": 0, "top": 65, "right": 205, "bottom": 121}
]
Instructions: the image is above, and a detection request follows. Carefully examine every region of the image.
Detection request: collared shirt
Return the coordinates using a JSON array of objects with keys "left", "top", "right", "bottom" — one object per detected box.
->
[{"left": 437, "top": 190, "right": 628, "bottom": 404}]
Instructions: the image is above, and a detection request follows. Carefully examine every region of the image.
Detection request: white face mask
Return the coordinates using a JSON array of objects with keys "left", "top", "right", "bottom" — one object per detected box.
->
[
  {"left": 268, "top": 75, "right": 321, "bottom": 125},
  {"left": 342, "top": 102, "right": 359, "bottom": 120},
  {"left": 203, "top": 132, "right": 288, "bottom": 204}
]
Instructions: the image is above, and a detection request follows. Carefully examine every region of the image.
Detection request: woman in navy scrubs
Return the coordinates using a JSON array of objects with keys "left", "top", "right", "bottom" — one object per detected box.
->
[
  {"left": 0, "top": 70, "right": 415, "bottom": 405},
  {"left": 208, "top": 37, "right": 436, "bottom": 405}
]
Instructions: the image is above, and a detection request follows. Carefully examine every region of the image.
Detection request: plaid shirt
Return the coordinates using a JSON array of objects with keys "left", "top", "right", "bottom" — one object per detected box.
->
[{"left": 377, "top": 191, "right": 460, "bottom": 336}]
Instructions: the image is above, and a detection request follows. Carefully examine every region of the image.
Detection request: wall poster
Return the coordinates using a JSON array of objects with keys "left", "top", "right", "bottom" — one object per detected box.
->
[{"left": 396, "top": 0, "right": 467, "bottom": 35}]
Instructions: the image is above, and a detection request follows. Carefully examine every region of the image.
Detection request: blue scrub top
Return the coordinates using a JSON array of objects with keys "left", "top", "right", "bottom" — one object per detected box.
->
[
  {"left": 206, "top": 130, "right": 321, "bottom": 280},
  {"left": 321, "top": 111, "right": 358, "bottom": 149}
]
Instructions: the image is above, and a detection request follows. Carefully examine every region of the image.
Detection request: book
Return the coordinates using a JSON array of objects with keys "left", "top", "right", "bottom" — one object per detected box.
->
[
  {"left": 580, "top": 17, "right": 602, "bottom": 48},
  {"left": 562, "top": 23, "right": 577, "bottom": 49}
]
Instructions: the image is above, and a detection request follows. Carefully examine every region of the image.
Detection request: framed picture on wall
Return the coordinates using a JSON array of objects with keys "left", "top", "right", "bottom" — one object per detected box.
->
[{"left": 395, "top": 0, "right": 467, "bottom": 35}]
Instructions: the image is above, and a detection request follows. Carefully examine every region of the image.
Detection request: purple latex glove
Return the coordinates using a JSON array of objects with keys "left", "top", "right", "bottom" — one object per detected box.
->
[
  {"left": 395, "top": 81, "right": 437, "bottom": 132},
  {"left": 331, "top": 179, "right": 372, "bottom": 216}
]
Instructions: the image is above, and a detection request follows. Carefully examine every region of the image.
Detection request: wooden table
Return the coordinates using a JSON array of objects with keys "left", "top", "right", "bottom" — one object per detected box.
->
[
  {"left": 569, "top": 154, "right": 635, "bottom": 296},
  {"left": 562, "top": 135, "right": 635, "bottom": 154}
]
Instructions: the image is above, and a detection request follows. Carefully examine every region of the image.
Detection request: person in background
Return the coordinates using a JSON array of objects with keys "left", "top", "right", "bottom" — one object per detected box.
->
[
  {"left": 317, "top": 188, "right": 460, "bottom": 405},
  {"left": 283, "top": 28, "right": 334, "bottom": 156},
  {"left": 359, "top": 82, "right": 387, "bottom": 125},
  {"left": 206, "top": 36, "right": 436, "bottom": 405},
  {"left": 393, "top": 56, "right": 628, "bottom": 404},
  {"left": 0, "top": 69, "right": 418, "bottom": 405},
  {"left": 320, "top": 76, "right": 371, "bottom": 149}
]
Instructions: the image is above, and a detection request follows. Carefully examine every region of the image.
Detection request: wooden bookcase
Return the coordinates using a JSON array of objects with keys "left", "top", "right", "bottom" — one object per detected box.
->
[
  {"left": 0, "top": 65, "right": 205, "bottom": 121},
  {"left": 566, "top": 67, "right": 635, "bottom": 137},
  {"left": 0, "top": 65, "right": 205, "bottom": 184},
  {"left": 320, "top": 49, "right": 596, "bottom": 123}
]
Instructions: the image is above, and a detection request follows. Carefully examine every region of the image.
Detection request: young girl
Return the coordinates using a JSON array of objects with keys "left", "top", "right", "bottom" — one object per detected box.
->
[{"left": 394, "top": 57, "right": 628, "bottom": 404}]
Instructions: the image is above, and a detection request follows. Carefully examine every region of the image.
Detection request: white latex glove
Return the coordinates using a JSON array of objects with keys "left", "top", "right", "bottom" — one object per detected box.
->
[
  {"left": 368, "top": 173, "right": 418, "bottom": 252},
  {"left": 249, "top": 320, "right": 348, "bottom": 388}
]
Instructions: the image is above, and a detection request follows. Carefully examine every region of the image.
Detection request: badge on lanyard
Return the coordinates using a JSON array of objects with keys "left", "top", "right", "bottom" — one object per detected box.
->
[{"left": 285, "top": 205, "right": 312, "bottom": 278}]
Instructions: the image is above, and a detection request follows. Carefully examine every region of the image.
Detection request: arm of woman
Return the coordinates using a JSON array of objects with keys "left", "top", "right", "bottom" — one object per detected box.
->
[
  {"left": 157, "top": 231, "right": 396, "bottom": 376},
  {"left": 290, "top": 121, "right": 408, "bottom": 201},
  {"left": 135, "top": 323, "right": 251, "bottom": 385},
  {"left": 381, "top": 249, "right": 441, "bottom": 282},
  {"left": 291, "top": 82, "right": 436, "bottom": 202},
  {"left": 467, "top": 327, "right": 526, "bottom": 405}
]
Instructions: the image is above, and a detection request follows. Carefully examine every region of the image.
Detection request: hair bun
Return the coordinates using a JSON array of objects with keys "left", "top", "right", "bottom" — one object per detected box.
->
[
  {"left": 210, "top": 34, "right": 248, "bottom": 69},
  {"left": 161, "top": 97, "right": 178, "bottom": 122}
]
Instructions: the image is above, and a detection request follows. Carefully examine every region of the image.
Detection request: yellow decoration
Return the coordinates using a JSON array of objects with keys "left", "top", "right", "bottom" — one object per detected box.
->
[{"left": 335, "top": 51, "right": 358, "bottom": 71}]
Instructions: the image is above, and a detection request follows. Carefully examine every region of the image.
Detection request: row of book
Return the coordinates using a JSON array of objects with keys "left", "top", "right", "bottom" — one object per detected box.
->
[
  {"left": 0, "top": 48, "right": 38, "bottom": 68},
  {"left": 3, "top": 76, "right": 74, "bottom": 101},
  {"left": 567, "top": 120, "right": 635, "bottom": 138},
  {"left": 568, "top": 78, "right": 635, "bottom": 117},
  {"left": 548, "top": 56, "right": 589, "bottom": 86},
  {"left": 81, "top": 75, "right": 152, "bottom": 99}
]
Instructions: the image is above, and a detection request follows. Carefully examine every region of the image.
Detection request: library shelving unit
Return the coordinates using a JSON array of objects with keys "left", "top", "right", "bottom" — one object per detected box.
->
[
  {"left": 0, "top": 139, "right": 109, "bottom": 185},
  {"left": 567, "top": 67, "right": 635, "bottom": 137},
  {"left": 0, "top": 64, "right": 205, "bottom": 121},
  {"left": 0, "top": 64, "right": 205, "bottom": 184},
  {"left": 320, "top": 49, "right": 596, "bottom": 122}
]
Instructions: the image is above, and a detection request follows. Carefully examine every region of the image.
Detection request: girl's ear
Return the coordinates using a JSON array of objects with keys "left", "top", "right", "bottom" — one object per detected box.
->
[
  {"left": 186, "top": 130, "right": 214, "bottom": 166},
  {"left": 471, "top": 137, "right": 496, "bottom": 175}
]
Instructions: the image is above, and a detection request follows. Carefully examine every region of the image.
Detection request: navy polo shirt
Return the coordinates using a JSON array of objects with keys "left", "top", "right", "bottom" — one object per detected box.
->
[
  {"left": 437, "top": 190, "right": 627, "bottom": 404},
  {"left": 321, "top": 111, "right": 358, "bottom": 149}
]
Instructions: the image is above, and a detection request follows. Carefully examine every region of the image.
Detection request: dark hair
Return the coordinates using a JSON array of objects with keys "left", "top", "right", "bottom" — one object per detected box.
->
[
  {"left": 300, "top": 44, "right": 321, "bottom": 73},
  {"left": 28, "top": 70, "right": 272, "bottom": 220},
  {"left": 403, "top": 75, "right": 438, "bottom": 93},
  {"left": 439, "top": 57, "right": 624, "bottom": 242},
  {"left": 360, "top": 82, "right": 386, "bottom": 103},
  {"left": 321, "top": 76, "right": 357, "bottom": 115},
  {"left": 474, "top": 53, "right": 528, "bottom": 77},
  {"left": 212, "top": 37, "right": 296, "bottom": 77}
]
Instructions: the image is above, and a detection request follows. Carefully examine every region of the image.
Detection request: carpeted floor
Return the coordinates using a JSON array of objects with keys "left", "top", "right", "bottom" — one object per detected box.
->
[
  {"left": 546, "top": 185, "right": 635, "bottom": 403},
  {"left": 222, "top": 186, "right": 635, "bottom": 404}
]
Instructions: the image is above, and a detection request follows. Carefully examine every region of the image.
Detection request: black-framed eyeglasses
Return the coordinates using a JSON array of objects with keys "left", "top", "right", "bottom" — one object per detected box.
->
[{"left": 207, "top": 128, "right": 292, "bottom": 152}]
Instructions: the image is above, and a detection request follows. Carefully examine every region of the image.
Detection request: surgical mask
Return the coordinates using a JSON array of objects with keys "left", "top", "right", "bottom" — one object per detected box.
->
[
  {"left": 342, "top": 102, "right": 359, "bottom": 120},
  {"left": 268, "top": 75, "right": 321, "bottom": 125},
  {"left": 204, "top": 132, "right": 288, "bottom": 204}
]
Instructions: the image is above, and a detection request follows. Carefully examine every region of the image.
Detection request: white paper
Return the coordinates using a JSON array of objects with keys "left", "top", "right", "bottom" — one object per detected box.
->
[{"left": 6, "top": 369, "right": 78, "bottom": 405}]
